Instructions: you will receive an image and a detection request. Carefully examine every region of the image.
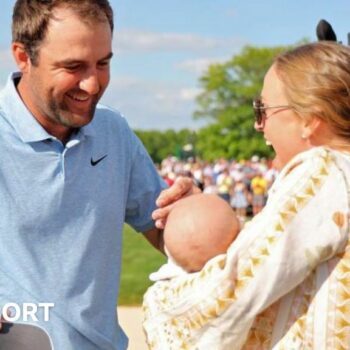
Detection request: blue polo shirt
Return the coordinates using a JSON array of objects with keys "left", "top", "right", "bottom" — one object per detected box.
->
[{"left": 0, "top": 73, "right": 166, "bottom": 349}]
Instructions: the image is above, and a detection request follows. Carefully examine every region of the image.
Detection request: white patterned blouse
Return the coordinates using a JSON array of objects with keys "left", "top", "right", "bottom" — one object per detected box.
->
[{"left": 143, "top": 147, "right": 350, "bottom": 350}]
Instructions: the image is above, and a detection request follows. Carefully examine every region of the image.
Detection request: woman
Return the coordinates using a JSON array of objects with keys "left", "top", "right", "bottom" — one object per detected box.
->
[{"left": 148, "top": 42, "right": 350, "bottom": 349}]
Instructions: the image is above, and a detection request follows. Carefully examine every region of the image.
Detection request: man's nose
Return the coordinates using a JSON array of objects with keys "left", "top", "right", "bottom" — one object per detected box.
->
[{"left": 79, "top": 69, "right": 99, "bottom": 95}]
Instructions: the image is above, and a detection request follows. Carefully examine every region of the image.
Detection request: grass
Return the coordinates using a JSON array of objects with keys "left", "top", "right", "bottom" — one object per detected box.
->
[{"left": 118, "top": 225, "right": 166, "bottom": 305}]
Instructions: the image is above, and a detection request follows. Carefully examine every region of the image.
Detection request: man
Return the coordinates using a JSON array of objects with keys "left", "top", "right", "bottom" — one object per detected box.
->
[{"left": 0, "top": 1, "right": 194, "bottom": 349}]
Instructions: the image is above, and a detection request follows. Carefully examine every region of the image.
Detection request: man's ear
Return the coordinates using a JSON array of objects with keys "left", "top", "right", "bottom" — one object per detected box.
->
[{"left": 12, "top": 42, "right": 31, "bottom": 73}]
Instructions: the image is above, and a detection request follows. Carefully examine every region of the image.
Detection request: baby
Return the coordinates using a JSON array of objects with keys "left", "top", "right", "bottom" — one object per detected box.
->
[
  {"left": 149, "top": 193, "right": 240, "bottom": 279},
  {"left": 144, "top": 193, "right": 241, "bottom": 349}
]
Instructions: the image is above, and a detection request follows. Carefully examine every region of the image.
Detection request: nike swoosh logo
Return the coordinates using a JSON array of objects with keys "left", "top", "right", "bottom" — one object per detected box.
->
[{"left": 90, "top": 154, "right": 108, "bottom": 166}]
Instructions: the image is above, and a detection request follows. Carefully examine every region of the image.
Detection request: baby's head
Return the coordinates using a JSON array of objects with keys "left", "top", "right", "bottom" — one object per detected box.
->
[{"left": 164, "top": 193, "right": 239, "bottom": 272}]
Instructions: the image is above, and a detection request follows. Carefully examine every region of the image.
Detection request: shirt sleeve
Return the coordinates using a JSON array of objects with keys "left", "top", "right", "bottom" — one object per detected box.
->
[
  {"left": 124, "top": 132, "right": 167, "bottom": 233},
  {"left": 143, "top": 148, "right": 349, "bottom": 349}
]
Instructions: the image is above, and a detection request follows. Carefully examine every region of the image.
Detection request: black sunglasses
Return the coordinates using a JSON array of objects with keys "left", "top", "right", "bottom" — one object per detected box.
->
[{"left": 253, "top": 98, "right": 291, "bottom": 126}]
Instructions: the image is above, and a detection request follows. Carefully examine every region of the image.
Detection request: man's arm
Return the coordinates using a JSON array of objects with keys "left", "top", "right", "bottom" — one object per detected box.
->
[
  {"left": 143, "top": 177, "right": 200, "bottom": 253},
  {"left": 143, "top": 227, "right": 165, "bottom": 254}
]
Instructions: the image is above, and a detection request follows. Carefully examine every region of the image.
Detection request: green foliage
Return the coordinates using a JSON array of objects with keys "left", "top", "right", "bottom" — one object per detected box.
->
[
  {"left": 194, "top": 45, "right": 293, "bottom": 160},
  {"left": 119, "top": 225, "right": 166, "bottom": 305},
  {"left": 134, "top": 44, "right": 301, "bottom": 162},
  {"left": 135, "top": 128, "right": 195, "bottom": 163}
]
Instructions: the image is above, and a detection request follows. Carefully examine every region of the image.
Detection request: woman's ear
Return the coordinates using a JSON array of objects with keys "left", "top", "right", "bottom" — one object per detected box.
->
[
  {"left": 301, "top": 115, "right": 322, "bottom": 139},
  {"left": 12, "top": 42, "right": 31, "bottom": 73}
]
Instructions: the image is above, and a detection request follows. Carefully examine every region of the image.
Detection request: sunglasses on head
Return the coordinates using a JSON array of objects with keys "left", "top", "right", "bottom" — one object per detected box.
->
[{"left": 252, "top": 98, "right": 291, "bottom": 126}]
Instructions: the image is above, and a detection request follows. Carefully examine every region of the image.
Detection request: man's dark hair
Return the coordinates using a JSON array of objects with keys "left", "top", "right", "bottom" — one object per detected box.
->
[{"left": 12, "top": 0, "right": 114, "bottom": 65}]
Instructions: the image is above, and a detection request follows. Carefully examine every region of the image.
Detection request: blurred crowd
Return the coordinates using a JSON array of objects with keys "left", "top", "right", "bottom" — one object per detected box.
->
[{"left": 157, "top": 155, "right": 279, "bottom": 222}]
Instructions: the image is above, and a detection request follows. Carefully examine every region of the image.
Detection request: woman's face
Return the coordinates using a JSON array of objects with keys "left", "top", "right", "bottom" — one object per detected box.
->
[{"left": 256, "top": 65, "right": 311, "bottom": 168}]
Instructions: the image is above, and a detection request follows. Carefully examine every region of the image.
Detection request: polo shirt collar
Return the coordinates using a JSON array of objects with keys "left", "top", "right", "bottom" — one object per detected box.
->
[{"left": 1, "top": 72, "right": 95, "bottom": 143}]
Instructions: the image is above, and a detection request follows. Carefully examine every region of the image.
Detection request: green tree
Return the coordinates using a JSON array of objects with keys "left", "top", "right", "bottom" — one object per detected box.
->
[
  {"left": 134, "top": 129, "right": 193, "bottom": 163},
  {"left": 194, "top": 45, "right": 292, "bottom": 160}
]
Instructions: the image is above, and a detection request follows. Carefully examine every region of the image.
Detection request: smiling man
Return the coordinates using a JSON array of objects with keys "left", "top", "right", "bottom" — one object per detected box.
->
[
  {"left": 0, "top": 1, "right": 194, "bottom": 349},
  {"left": 13, "top": 3, "right": 113, "bottom": 142}
]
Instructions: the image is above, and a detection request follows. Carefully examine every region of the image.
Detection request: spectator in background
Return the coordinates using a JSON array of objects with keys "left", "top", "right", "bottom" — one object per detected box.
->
[
  {"left": 202, "top": 175, "right": 218, "bottom": 195},
  {"left": 230, "top": 178, "right": 249, "bottom": 222},
  {"left": 216, "top": 167, "right": 233, "bottom": 203},
  {"left": 157, "top": 152, "right": 277, "bottom": 218},
  {"left": 250, "top": 171, "right": 268, "bottom": 215}
]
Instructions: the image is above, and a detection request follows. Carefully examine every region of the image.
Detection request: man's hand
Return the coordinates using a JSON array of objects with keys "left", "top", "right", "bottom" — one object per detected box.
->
[{"left": 152, "top": 177, "right": 201, "bottom": 229}]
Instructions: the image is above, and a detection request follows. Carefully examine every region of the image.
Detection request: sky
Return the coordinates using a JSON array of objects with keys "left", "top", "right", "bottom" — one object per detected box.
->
[{"left": 1, "top": 1, "right": 349, "bottom": 130}]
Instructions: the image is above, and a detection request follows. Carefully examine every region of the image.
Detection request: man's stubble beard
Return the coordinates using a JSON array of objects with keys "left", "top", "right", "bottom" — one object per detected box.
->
[{"left": 47, "top": 95, "right": 98, "bottom": 129}]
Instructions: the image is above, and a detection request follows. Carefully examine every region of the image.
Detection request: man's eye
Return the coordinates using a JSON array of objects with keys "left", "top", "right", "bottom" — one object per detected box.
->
[{"left": 65, "top": 65, "right": 80, "bottom": 72}]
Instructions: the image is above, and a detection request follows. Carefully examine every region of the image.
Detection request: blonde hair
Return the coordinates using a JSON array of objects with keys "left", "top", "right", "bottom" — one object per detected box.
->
[{"left": 274, "top": 42, "right": 350, "bottom": 139}]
